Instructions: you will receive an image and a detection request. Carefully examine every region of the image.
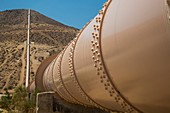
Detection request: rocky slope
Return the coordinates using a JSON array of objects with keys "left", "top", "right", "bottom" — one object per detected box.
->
[{"left": 0, "top": 9, "right": 79, "bottom": 93}]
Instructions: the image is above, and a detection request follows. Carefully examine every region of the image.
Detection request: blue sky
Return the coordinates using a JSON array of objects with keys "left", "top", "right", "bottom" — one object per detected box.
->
[{"left": 0, "top": 0, "right": 106, "bottom": 29}]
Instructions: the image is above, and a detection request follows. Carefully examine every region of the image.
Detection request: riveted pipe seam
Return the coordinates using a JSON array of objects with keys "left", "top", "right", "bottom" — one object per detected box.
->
[{"left": 96, "top": 0, "right": 142, "bottom": 112}]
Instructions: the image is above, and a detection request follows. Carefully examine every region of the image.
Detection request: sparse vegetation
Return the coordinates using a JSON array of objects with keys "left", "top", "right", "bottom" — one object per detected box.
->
[
  {"left": 0, "top": 86, "right": 40, "bottom": 113},
  {"left": 0, "top": 89, "right": 12, "bottom": 111}
]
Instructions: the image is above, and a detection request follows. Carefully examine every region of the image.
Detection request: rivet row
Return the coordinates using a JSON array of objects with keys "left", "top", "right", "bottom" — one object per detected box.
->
[
  {"left": 68, "top": 29, "right": 98, "bottom": 108},
  {"left": 90, "top": 0, "right": 138, "bottom": 112}
]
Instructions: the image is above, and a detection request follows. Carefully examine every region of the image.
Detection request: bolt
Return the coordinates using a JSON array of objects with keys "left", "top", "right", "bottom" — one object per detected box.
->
[
  {"left": 94, "top": 64, "right": 97, "bottom": 67},
  {"left": 112, "top": 90, "right": 115, "bottom": 93},
  {"left": 72, "top": 44, "right": 75, "bottom": 47},
  {"left": 95, "top": 34, "right": 98, "bottom": 36},
  {"left": 95, "top": 50, "right": 98, "bottom": 53},
  {"left": 104, "top": 86, "right": 108, "bottom": 90},
  {"left": 100, "top": 75, "right": 103, "bottom": 78},
  {"left": 99, "top": 62, "right": 102, "bottom": 65},
  {"left": 96, "top": 36, "right": 99, "bottom": 39},
  {"left": 83, "top": 26, "right": 85, "bottom": 29},
  {"left": 106, "top": 78, "right": 109, "bottom": 82},
  {"left": 106, "top": 82, "right": 110, "bottom": 86},
  {"left": 73, "top": 38, "right": 77, "bottom": 41},
  {"left": 97, "top": 53, "right": 100, "bottom": 56},
  {"left": 95, "top": 41, "right": 98, "bottom": 45}
]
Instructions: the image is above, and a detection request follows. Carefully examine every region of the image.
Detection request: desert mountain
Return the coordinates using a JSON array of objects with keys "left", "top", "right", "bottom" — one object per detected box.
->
[
  {"left": 0, "top": 9, "right": 79, "bottom": 93},
  {"left": 0, "top": 9, "right": 78, "bottom": 46}
]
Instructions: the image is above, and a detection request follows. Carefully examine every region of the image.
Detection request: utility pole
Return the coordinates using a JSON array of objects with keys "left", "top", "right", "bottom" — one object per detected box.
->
[{"left": 26, "top": 8, "right": 30, "bottom": 88}]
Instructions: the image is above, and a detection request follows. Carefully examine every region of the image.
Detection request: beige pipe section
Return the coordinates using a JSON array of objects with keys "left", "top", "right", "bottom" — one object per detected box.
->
[
  {"left": 35, "top": 54, "right": 58, "bottom": 91},
  {"left": 48, "top": 59, "right": 57, "bottom": 91},
  {"left": 31, "top": 0, "right": 170, "bottom": 112},
  {"left": 26, "top": 81, "right": 35, "bottom": 93},
  {"left": 101, "top": 0, "right": 170, "bottom": 113}
]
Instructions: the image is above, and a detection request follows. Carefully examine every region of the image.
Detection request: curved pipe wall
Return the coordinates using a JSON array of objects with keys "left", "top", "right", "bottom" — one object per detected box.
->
[{"left": 30, "top": 0, "right": 170, "bottom": 112}]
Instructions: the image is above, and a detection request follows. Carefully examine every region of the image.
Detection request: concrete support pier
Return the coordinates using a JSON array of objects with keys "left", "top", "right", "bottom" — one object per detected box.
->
[{"left": 36, "top": 92, "right": 112, "bottom": 113}]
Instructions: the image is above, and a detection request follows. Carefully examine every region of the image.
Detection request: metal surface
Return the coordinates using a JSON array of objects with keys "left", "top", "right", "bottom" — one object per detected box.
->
[
  {"left": 28, "top": 0, "right": 170, "bottom": 112},
  {"left": 26, "top": 81, "right": 35, "bottom": 93},
  {"left": 35, "top": 54, "right": 58, "bottom": 91},
  {"left": 48, "top": 60, "right": 56, "bottom": 91},
  {"left": 101, "top": 0, "right": 170, "bottom": 112},
  {"left": 26, "top": 8, "right": 30, "bottom": 88}
]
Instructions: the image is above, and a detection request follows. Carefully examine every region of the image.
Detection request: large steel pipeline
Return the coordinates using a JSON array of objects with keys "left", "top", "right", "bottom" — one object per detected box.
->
[{"left": 28, "top": 0, "right": 170, "bottom": 113}]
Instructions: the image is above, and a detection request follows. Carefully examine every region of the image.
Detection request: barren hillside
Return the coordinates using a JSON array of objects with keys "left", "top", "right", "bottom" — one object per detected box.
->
[{"left": 0, "top": 9, "right": 79, "bottom": 93}]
